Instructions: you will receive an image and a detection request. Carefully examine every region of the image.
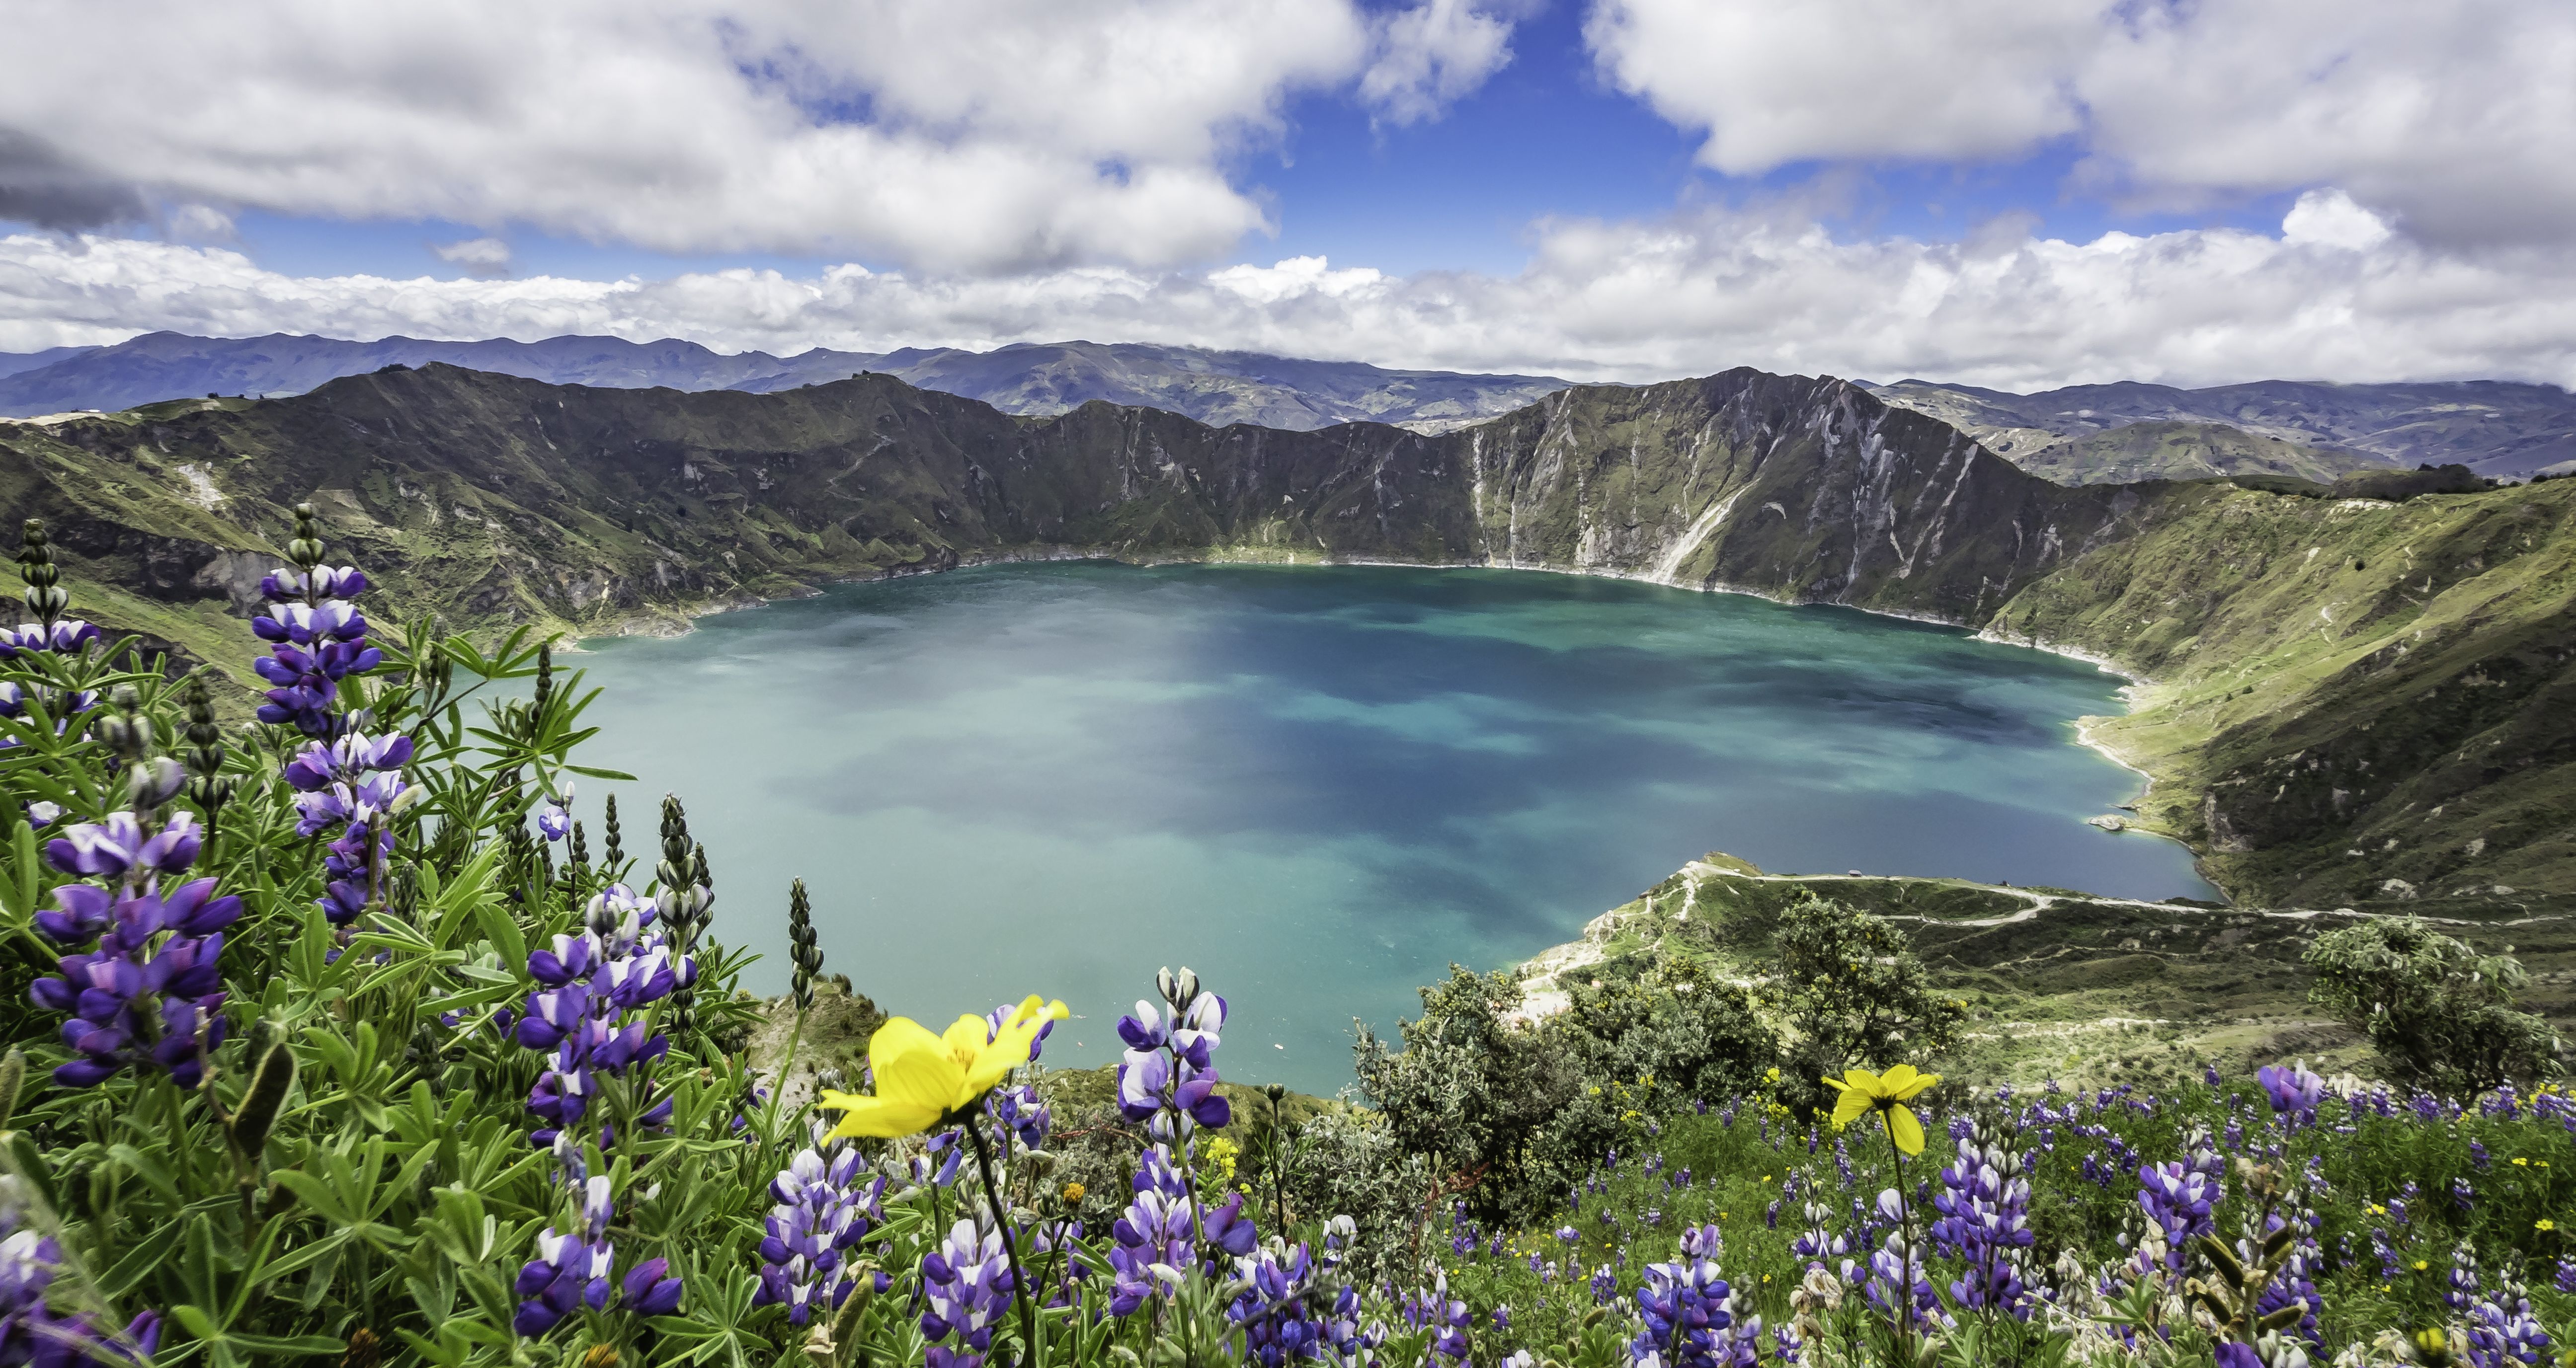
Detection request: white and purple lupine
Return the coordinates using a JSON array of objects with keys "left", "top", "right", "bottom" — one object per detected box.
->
[
  {"left": 753, "top": 1136, "right": 886, "bottom": 1325},
  {"left": 2135, "top": 1128, "right": 2225, "bottom": 1274},
  {"left": 988, "top": 1083, "right": 1051, "bottom": 1153},
  {"left": 1631, "top": 1224, "right": 1762, "bottom": 1368},
  {"left": 538, "top": 783, "right": 573, "bottom": 842},
  {"left": 2256, "top": 1062, "right": 2325, "bottom": 1129},
  {"left": 1859, "top": 1190, "right": 1941, "bottom": 1330},
  {"left": 27, "top": 804, "right": 238, "bottom": 1089},
  {"left": 251, "top": 554, "right": 380, "bottom": 738},
  {"left": 1228, "top": 1241, "right": 1325, "bottom": 1368},
  {"left": 1107, "top": 1147, "right": 1198, "bottom": 1316},
  {"left": 0, "top": 1178, "right": 161, "bottom": 1367},
  {"left": 0, "top": 624, "right": 102, "bottom": 748},
  {"left": 2465, "top": 1276, "right": 2553, "bottom": 1368},
  {"left": 1930, "top": 1121, "right": 2037, "bottom": 1318},
  {"left": 920, "top": 1213, "right": 1016, "bottom": 1368},
  {"left": 0, "top": 621, "right": 101, "bottom": 660},
  {"left": 283, "top": 731, "right": 412, "bottom": 927},
  {"left": 1400, "top": 1270, "right": 1473, "bottom": 1364},
  {"left": 512, "top": 1173, "right": 683, "bottom": 1338},
  {"left": 513, "top": 884, "right": 694, "bottom": 1145},
  {"left": 1115, "top": 971, "right": 1231, "bottom": 1137}
]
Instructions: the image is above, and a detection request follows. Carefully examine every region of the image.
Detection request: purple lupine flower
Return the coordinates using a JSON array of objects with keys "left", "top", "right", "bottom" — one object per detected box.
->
[
  {"left": 512, "top": 885, "right": 690, "bottom": 1146},
  {"left": 2249, "top": 1211, "right": 2322, "bottom": 1346},
  {"left": 1789, "top": 1200, "right": 1848, "bottom": 1268},
  {"left": 2465, "top": 1277, "right": 2552, "bottom": 1368},
  {"left": 2255, "top": 1062, "right": 2324, "bottom": 1126},
  {"left": 1229, "top": 1241, "right": 1325, "bottom": 1368},
  {"left": 251, "top": 564, "right": 380, "bottom": 737},
  {"left": 1589, "top": 1264, "right": 1616, "bottom": 1305},
  {"left": 538, "top": 785, "right": 573, "bottom": 842},
  {"left": 920, "top": 1214, "right": 1015, "bottom": 1368},
  {"left": 988, "top": 1084, "right": 1051, "bottom": 1153},
  {"left": 1930, "top": 1121, "right": 2037, "bottom": 1319},
  {"left": 1113, "top": 982, "right": 1229, "bottom": 1133},
  {"left": 1400, "top": 1271, "right": 1472, "bottom": 1364},
  {"left": 754, "top": 1136, "right": 886, "bottom": 1324},
  {"left": 1199, "top": 1191, "right": 1259, "bottom": 1263},
  {"left": 0, "top": 1180, "right": 161, "bottom": 1366},
  {"left": 514, "top": 1177, "right": 617, "bottom": 1337},
  {"left": 514, "top": 1172, "right": 680, "bottom": 1337},
  {"left": 1106, "top": 1147, "right": 1195, "bottom": 1316},
  {"left": 282, "top": 731, "right": 412, "bottom": 927},
  {"left": 2447, "top": 1240, "right": 2481, "bottom": 1313},
  {"left": 27, "top": 814, "right": 240, "bottom": 1090},
  {"left": 1633, "top": 1224, "right": 1761, "bottom": 1368},
  {"left": 0, "top": 618, "right": 102, "bottom": 659}
]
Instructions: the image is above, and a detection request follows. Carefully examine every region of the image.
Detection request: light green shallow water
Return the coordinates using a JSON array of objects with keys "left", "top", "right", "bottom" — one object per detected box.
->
[{"left": 563, "top": 563, "right": 2214, "bottom": 1092}]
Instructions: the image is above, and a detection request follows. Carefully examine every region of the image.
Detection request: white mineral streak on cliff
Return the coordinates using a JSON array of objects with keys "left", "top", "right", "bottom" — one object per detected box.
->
[{"left": 1651, "top": 486, "right": 1750, "bottom": 582}]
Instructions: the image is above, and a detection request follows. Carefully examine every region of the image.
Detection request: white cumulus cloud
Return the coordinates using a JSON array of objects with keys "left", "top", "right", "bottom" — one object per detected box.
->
[
  {"left": 0, "top": 0, "right": 1525, "bottom": 273},
  {"left": 8, "top": 201, "right": 2576, "bottom": 393},
  {"left": 1585, "top": 0, "right": 2576, "bottom": 249},
  {"left": 1360, "top": 0, "right": 1519, "bottom": 128},
  {"left": 431, "top": 236, "right": 513, "bottom": 278}
]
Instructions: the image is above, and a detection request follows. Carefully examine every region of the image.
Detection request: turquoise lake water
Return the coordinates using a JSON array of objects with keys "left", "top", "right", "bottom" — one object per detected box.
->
[{"left": 561, "top": 562, "right": 2215, "bottom": 1092}]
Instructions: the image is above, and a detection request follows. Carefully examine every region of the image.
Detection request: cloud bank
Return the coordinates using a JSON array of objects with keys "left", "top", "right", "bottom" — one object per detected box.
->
[
  {"left": 1587, "top": 0, "right": 2576, "bottom": 250},
  {"left": 0, "top": 0, "right": 1521, "bottom": 273},
  {"left": 10, "top": 191, "right": 2575, "bottom": 392}
]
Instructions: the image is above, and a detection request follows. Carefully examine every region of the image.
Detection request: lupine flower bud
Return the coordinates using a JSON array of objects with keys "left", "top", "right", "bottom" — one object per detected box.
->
[
  {"left": 230, "top": 1037, "right": 298, "bottom": 1163},
  {"left": 0, "top": 1048, "right": 22, "bottom": 1129},
  {"left": 16, "top": 521, "right": 68, "bottom": 626},
  {"left": 789, "top": 880, "right": 822, "bottom": 1012},
  {"left": 287, "top": 503, "right": 326, "bottom": 569}
]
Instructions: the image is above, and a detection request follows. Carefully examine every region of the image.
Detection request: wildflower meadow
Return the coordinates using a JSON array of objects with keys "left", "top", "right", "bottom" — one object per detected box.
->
[{"left": 0, "top": 506, "right": 2568, "bottom": 1368}]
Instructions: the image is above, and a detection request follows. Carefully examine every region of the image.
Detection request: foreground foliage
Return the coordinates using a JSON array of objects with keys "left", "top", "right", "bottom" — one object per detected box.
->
[{"left": 0, "top": 507, "right": 2570, "bottom": 1368}]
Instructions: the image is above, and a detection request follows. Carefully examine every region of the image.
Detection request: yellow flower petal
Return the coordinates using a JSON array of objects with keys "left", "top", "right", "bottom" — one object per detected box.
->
[
  {"left": 1830, "top": 1088, "right": 1873, "bottom": 1129},
  {"left": 1886, "top": 1103, "right": 1926, "bottom": 1156},
  {"left": 820, "top": 1091, "right": 941, "bottom": 1139},
  {"left": 1875, "top": 1064, "right": 1939, "bottom": 1101}
]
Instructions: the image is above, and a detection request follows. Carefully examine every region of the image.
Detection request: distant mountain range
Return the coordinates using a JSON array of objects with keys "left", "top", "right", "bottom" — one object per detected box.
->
[
  {"left": 0, "top": 332, "right": 1567, "bottom": 433},
  {"left": 1865, "top": 377, "right": 2576, "bottom": 482},
  {"left": 4, "top": 331, "right": 2570, "bottom": 482}
]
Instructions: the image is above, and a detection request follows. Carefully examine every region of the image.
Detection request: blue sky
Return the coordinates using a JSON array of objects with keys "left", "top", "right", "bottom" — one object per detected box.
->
[
  {"left": 210, "top": 2, "right": 2296, "bottom": 288},
  {"left": 0, "top": 0, "right": 2571, "bottom": 390}
]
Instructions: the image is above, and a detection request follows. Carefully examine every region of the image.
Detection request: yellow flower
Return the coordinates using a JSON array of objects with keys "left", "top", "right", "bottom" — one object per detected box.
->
[
  {"left": 1823, "top": 1065, "right": 1941, "bottom": 1156},
  {"left": 1062, "top": 1182, "right": 1087, "bottom": 1204},
  {"left": 2415, "top": 1260, "right": 2430, "bottom": 1271},
  {"left": 2541, "top": 1218, "right": 2558, "bottom": 1232},
  {"left": 815, "top": 995, "right": 1069, "bottom": 1138},
  {"left": 2516, "top": 1157, "right": 2532, "bottom": 1167}
]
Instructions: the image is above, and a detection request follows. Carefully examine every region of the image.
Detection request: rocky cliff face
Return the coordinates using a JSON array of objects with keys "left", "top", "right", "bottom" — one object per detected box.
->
[{"left": 4, "top": 363, "right": 2571, "bottom": 907}]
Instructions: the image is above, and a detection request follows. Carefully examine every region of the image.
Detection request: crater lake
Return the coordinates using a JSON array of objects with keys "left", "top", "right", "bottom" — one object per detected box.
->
[{"left": 561, "top": 563, "right": 2217, "bottom": 1092}]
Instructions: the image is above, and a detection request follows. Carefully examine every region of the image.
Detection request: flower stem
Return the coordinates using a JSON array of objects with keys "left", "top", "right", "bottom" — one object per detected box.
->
[
  {"left": 1882, "top": 1110, "right": 1915, "bottom": 1362},
  {"left": 965, "top": 1109, "right": 1041, "bottom": 1368}
]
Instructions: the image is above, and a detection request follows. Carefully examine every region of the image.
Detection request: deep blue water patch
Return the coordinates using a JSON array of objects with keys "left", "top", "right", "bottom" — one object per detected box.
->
[{"left": 566, "top": 563, "right": 2215, "bottom": 1092}]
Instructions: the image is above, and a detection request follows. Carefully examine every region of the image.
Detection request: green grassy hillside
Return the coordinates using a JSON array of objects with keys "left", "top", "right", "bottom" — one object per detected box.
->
[
  {"left": 1530, "top": 851, "right": 2576, "bottom": 1088},
  {"left": 2014, "top": 419, "right": 2393, "bottom": 485}
]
